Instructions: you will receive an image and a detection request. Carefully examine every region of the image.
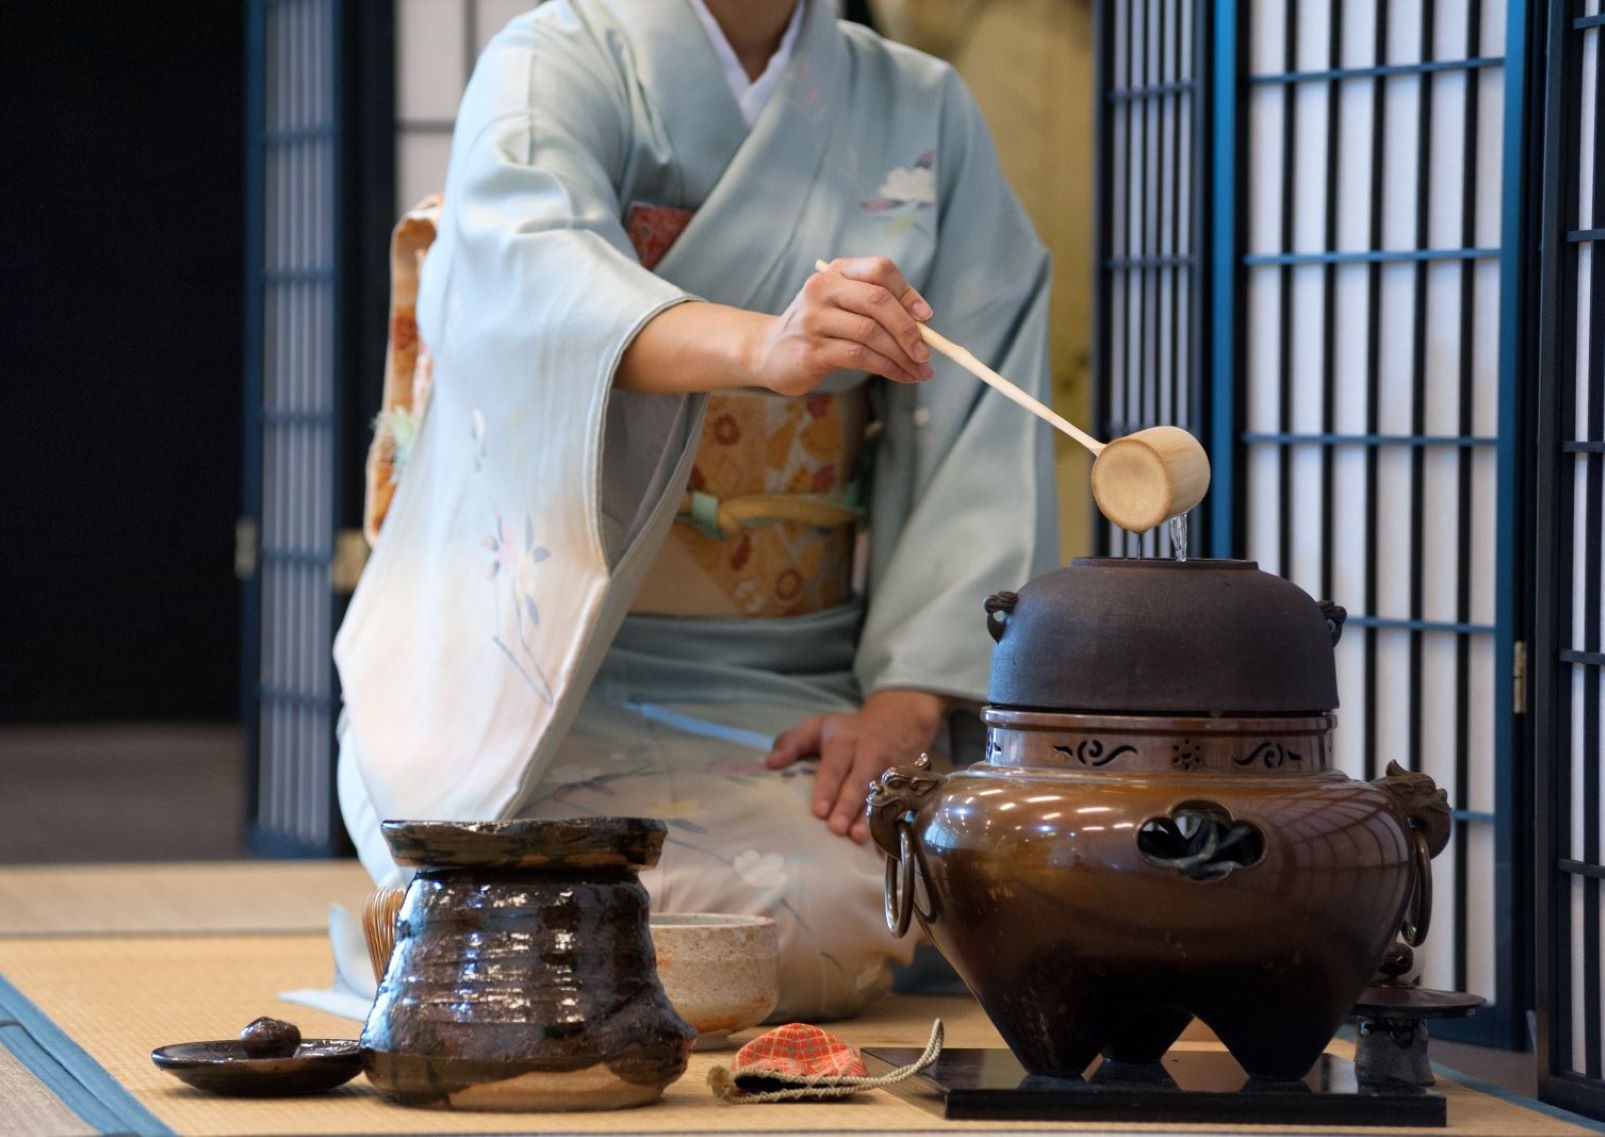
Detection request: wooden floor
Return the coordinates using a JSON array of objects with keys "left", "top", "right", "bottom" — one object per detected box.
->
[
  {"left": 0, "top": 722, "right": 1540, "bottom": 1101},
  {"left": 0, "top": 724, "right": 244, "bottom": 863}
]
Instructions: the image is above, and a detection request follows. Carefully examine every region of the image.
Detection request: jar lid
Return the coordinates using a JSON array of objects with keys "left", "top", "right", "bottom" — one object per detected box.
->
[
  {"left": 985, "top": 558, "right": 1343, "bottom": 715},
  {"left": 380, "top": 817, "right": 667, "bottom": 870}
]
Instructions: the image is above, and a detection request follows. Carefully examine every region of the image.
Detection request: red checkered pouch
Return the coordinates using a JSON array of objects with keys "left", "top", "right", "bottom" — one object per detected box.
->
[{"left": 708, "top": 1019, "right": 943, "bottom": 1103}]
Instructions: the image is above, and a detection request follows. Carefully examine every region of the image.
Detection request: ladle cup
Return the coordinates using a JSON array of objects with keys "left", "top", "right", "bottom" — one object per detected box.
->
[{"left": 811, "top": 261, "right": 1210, "bottom": 532}]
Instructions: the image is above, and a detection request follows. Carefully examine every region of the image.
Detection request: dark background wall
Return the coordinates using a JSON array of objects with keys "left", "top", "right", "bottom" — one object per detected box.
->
[{"left": 1, "top": 2, "right": 245, "bottom": 721}]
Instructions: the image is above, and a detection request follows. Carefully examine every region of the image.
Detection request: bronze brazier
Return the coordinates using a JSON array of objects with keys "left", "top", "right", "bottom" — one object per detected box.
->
[{"left": 868, "top": 558, "right": 1449, "bottom": 1081}]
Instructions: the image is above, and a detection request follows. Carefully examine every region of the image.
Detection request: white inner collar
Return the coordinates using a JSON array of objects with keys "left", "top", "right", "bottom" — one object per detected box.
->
[{"left": 687, "top": 0, "right": 806, "bottom": 128}]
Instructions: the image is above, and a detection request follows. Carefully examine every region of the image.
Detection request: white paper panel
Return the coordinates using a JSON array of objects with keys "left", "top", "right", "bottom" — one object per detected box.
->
[
  {"left": 1476, "top": 70, "right": 1506, "bottom": 246},
  {"left": 1246, "top": 89, "right": 1285, "bottom": 255},
  {"left": 1582, "top": 247, "right": 1598, "bottom": 443},
  {"left": 1292, "top": 85, "right": 1329, "bottom": 252},
  {"left": 398, "top": 0, "right": 466, "bottom": 120},
  {"left": 1581, "top": 29, "right": 1598, "bottom": 234},
  {"left": 1388, "top": 0, "right": 1428, "bottom": 65},
  {"left": 1465, "top": 820, "right": 1496, "bottom": 1000},
  {"left": 1374, "top": 449, "right": 1413, "bottom": 613},
  {"left": 1381, "top": 77, "right": 1423, "bottom": 248},
  {"left": 1246, "top": 445, "right": 1282, "bottom": 574},
  {"left": 1289, "top": 265, "right": 1324, "bottom": 433},
  {"left": 1480, "top": 0, "right": 1507, "bottom": 57},
  {"left": 1422, "top": 833, "right": 1454, "bottom": 983},
  {"left": 399, "top": 132, "right": 453, "bottom": 219},
  {"left": 1574, "top": 876, "right": 1588, "bottom": 1072},
  {"left": 476, "top": 0, "right": 532, "bottom": 51},
  {"left": 1471, "top": 446, "right": 1497, "bottom": 625},
  {"left": 1577, "top": 469, "right": 1595, "bottom": 661},
  {"left": 1418, "top": 631, "right": 1458, "bottom": 790},
  {"left": 1468, "top": 634, "right": 1495, "bottom": 812},
  {"left": 1249, "top": 0, "right": 1285, "bottom": 74},
  {"left": 1289, "top": 440, "right": 1323, "bottom": 588},
  {"left": 1428, "top": 73, "right": 1468, "bottom": 248},
  {"left": 1335, "top": 81, "right": 1378, "bottom": 252}
]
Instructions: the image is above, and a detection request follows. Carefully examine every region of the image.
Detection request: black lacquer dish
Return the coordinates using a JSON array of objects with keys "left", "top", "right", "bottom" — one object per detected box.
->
[{"left": 150, "top": 1039, "right": 362, "bottom": 1096}]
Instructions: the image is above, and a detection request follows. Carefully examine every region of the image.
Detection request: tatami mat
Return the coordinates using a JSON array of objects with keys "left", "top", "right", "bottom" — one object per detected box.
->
[
  {"left": 0, "top": 861, "right": 374, "bottom": 937},
  {"left": 0, "top": 931, "right": 1596, "bottom": 1136},
  {"left": 0, "top": 1041, "right": 94, "bottom": 1137}
]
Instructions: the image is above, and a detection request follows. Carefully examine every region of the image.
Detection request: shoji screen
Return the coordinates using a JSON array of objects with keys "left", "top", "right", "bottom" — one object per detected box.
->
[
  {"left": 1537, "top": 0, "right": 1605, "bottom": 1113},
  {"left": 246, "top": 0, "right": 343, "bottom": 854},
  {"left": 1097, "top": 0, "right": 1206, "bottom": 559},
  {"left": 1233, "top": 0, "right": 1524, "bottom": 1044},
  {"left": 396, "top": 0, "right": 534, "bottom": 213},
  {"left": 1100, "top": 0, "right": 1527, "bottom": 1046},
  {"left": 245, "top": 0, "right": 392, "bottom": 854}
]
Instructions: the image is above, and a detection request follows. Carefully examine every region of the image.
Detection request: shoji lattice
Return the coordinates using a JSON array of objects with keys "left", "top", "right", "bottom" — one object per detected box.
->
[
  {"left": 1537, "top": 0, "right": 1605, "bottom": 1114},
  {"left": 396, "top": 0, "right": 535, "bottom": 212},
  {"left": 1230, "top": 0, "right": 1525, "bottom": 1046},
  {"left": 247, "top": 0, "right": 342, "bottom": 852},
  {"left": 1097, "top": 0, "right": 1206, "bottom": 559},
  {"left": 1100, "top": 0, "right": 1528, "bottom": 1047}
]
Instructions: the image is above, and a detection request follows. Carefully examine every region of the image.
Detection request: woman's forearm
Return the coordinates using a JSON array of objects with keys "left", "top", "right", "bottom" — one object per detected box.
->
[
  {"left": 616, "top": 301, "right": 771, "bottom": 395},
  {"left": 616, "top": 259, "right": 935, "bottom": 397}
]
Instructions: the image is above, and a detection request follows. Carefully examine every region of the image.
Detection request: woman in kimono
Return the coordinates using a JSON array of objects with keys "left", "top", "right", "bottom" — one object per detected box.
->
[{"left": 336, "top": 0, "right": 1058, "bottom": 1020}]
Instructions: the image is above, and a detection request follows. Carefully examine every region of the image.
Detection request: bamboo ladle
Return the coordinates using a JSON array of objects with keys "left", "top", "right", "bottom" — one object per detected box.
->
[{"left": 813, "top": 262, "right": 1210, "bottom": 532}]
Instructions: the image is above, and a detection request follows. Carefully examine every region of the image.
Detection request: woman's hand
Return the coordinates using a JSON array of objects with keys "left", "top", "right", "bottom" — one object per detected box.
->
[
  {"left": 749, "top": 257, "right": 936, "bottom": 396},
  {"left": 766, "top": 689, "right": 948, "bottom": 843},
  {"left": 616, "top": 257, "right": 934, "bottom": 397}
]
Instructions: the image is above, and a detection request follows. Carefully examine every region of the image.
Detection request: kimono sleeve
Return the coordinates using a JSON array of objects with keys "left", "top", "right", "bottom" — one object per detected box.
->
[
  {"left": 853, "top": 72, "right": 1060, "bottom": 705},
  {"left": 418, "top": 11, "right": 698, "bottom": 565},
  {"left": 333, "top": 10, "right": 702, "bottom": 825}
]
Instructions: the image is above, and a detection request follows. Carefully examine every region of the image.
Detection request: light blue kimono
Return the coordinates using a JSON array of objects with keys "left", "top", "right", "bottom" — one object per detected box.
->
[{"left": 334, "top": 0, "right": 1058, "bottom": 1018}]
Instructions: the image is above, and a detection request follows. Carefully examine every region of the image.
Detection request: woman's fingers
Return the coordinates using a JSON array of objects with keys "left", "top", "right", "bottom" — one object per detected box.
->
[
  {"left": 812, "top": 259, "right": 934, "bottom": 382},
  {"left": 805, "top": 307, "right": 928, "bottom": 383},
  {"left": 826, "top": 256, "right": 934, "bottom": 322},
  {"left": 766, "top": 718, "right": 823, "bottom": 769},
  {"left": 811, "top": 726, "right": 856, "bottom": 828},
  {"left": 831, "top": 747, "right": 888, "bottom": 844},
  {"left": 813, "top": 729, "right": 887, "bottom": 843},
  {"left": 814, "top": 275, "right": 932, "bottom": 377}
]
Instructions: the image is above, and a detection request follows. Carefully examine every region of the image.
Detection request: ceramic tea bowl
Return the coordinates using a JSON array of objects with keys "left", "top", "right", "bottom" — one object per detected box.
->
[{"left": 650, "top": 914, "right": 780, "bottom": 1049}]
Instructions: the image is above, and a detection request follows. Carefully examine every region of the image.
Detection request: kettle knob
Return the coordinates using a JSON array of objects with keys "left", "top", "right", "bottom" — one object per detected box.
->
[
  {"left": 1319, "top": 601, "right": 1347, "bottom": 646},
  {"left": 984, "top": 591, "right": 1019, "bottom": 643}
]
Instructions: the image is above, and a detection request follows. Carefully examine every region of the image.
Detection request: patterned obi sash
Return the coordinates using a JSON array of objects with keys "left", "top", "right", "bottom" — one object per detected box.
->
[{"left": 631, "top": 387, "right": 870, "bottom": 618}]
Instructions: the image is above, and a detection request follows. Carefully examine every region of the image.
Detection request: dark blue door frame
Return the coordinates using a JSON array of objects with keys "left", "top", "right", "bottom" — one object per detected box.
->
[{"left": 1533, "top": 0, "right": 1605, "bottom": 1117}]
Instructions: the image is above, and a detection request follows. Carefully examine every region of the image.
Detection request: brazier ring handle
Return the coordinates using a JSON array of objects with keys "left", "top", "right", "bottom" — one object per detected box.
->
[
  {"left": 884, "top": 822, "right": 918, "bottom": 937},
  {"left": 867, "top": 755, "right": 945, "bottom": 937},
  {"left": 1400, "top": 825, "right": 1433, "bottom": 947},
  {"left": 1371, "top": 761, "right": 1449, "bottom": 948}
]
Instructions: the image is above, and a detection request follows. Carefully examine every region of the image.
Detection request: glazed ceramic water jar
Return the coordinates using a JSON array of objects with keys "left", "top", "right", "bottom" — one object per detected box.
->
[
  {"left": 361, "top": 817, "right": 695, "bottom": 1110},
  {"left": 868, "top": 558, "right": 1451, "bottom": 1082}
]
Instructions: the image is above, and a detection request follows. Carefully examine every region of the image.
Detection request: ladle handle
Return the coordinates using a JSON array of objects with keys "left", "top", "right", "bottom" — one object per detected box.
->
[
  {"left": 916, "top": 325, "right": 1106, "bottom": 456},
  {"left": 810, "top": 259, "right": 1105, "bottom": 455}
]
